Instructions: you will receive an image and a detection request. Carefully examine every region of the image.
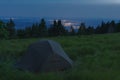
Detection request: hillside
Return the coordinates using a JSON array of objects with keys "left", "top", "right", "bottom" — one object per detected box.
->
[{"left": 0, "top": 33, "right": 120, "bottom": 80}]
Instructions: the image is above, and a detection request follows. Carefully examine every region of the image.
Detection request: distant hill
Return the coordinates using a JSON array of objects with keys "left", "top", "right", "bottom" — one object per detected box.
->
[{"left": 1, "top": 17, "right": 120, "bottom": 29}]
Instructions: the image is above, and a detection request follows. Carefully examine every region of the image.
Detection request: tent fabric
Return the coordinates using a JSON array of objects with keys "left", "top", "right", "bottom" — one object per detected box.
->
[
  {"left": 15, "top": 40, "right": 73, "bottom": 72},
  {"left": 47, "top": 40, "right": 73, "bottom": 65}
]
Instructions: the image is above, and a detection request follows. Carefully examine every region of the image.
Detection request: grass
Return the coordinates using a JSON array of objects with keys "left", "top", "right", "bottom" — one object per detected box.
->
[{"left": 1, "top": 33, "right": 120, "bottom": 80}]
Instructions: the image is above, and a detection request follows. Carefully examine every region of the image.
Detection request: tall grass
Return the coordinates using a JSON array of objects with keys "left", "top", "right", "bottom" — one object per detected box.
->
[{"left": 1, "top": 33, "right": 120, "bottom": 80}]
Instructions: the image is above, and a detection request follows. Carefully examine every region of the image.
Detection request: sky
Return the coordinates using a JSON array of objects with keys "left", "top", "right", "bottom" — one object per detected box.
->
[{"left": 0, "top": 0, "right": 120, "bottom": 19}]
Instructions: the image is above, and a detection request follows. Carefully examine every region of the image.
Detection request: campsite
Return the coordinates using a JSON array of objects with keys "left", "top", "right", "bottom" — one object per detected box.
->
[
  {"left": 1, "top": 33, "right": 120, "bottom": 80},
  {"left": 0, "top": 0, "right": 120, "bottom": 79}
]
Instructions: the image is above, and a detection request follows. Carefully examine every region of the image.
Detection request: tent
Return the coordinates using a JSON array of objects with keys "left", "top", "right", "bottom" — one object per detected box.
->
[{"left": 15, "top": 40, "right": 73, "bottom": 73}]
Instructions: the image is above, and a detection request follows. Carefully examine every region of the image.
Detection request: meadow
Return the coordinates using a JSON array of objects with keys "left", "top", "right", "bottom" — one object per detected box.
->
[{"left": 0, "top": 33, "right": 120, "bottom": 80}]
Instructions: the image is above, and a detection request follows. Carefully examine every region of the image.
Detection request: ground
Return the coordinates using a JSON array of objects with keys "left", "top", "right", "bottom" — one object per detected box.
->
[{"left": 0, "top": 33, "right": 120, "bottom": 80}]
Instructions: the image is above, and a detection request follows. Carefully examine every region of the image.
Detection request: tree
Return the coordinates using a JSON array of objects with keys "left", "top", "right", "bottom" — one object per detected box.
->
[
  {"left": 51, "top": 20, "right": 59, "bottom": 36},
  {"left": 48, "top": 20, "right": 67, "bottom": 36},
  {"left": 57, "top": 20, "right": 67, "bottom": 36},
  {"left": 38, "top": 19, "right": 48, "bottom": 37},
  {"left": 108, "top": 20, "right": 115, "bottom": 33},
  {"left": 25, "top": 27, "right": 32, "bottom": 38},
  {"left": 48, "top": 24, "right": 55, "bottom": 36},
  {"left": 6, "top": 19, "right": 16, "bottom": 38},
  {"left": 69, "top": 26, "right": 75, "bottom": 35},
  {"left": 100, "top": 21, "right": 107, "bottom": 33},
  {"left": 115, "top": 21, "right": 120, "bottom": 32},
  {"left": 0, "top": 20, "right": 9, "bottom": 39},
  {"left": 17, "top": 29, "right": 25, "bottom": 38},
  {"left": 31, "top": 23, "right": 39, "bottom": 37},
  {"left": 78, "top": 23, "right": 87, "bottom": 35},
  {"left": 95, "top": 26, "right": 101, "bottom": 34},
  {"left": 86, "top": 26, "right": 94, "bottom": 35}
]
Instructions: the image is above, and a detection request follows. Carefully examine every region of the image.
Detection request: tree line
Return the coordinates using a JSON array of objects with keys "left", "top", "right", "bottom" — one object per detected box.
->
[{"left": 0, "top": 18, "right": 120, "bottom": 39}]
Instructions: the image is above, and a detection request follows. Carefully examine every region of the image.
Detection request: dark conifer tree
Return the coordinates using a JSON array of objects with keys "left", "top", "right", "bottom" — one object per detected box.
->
[
  {"left": 100, "top": 21, "right": 106, "bottom": 33},
  {"left": 69, "top": 26, "right": 75, "bottom": 35},
  {"left": 78, "top": 23, "right": 87, "bottom": 35},
  {"left": 48, "top": 20, "right": 66, "bottom": 36},
  {"left": 86, "top": 26, "right": 94, "bottom": 35},
  {"left": 108, "top": 20, "right": 115, "bottom": 33},
  {"left": 57, "top": 20, "right": 66, "bottom": 36},
  {"left": 115, "top": 21, "right": 120, "bottom": 32},
  {"left": 105, "top": 21, "right": 110, "bottom": 33},
  {"left": 31, "top": 23, "right": 39, "bottom": 37},
  {"left": 0, "top": 20, "right": 9, "bottom": 39},
  {"left": 25, "top": 27, "right": 32, "bottom": 38},
  {"left": 17, "top": 29, "right": 25, "bottom": 38},
  {"left": 6, "top": 19, "right": 16, "bottom": 38},
  {"left": 38, "top": 19, "right": 48, "bottom": 37},
  {"left": 95, "top": 26, "right": 101, "bottom": 34}
]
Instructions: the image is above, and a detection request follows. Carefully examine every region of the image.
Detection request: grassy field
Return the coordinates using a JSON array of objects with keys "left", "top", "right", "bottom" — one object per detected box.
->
[{"left": 1, "top": 33, "right": 120, "bottom": 80}]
